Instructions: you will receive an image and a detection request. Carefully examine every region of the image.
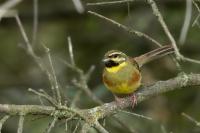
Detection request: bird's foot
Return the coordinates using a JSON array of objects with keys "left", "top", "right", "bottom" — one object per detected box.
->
[
  {"left": 114, "top": 96, "right": 124, "bottom": 107},
  {"left": 129, "top": 94, "right": 137, "bottom": 109}
]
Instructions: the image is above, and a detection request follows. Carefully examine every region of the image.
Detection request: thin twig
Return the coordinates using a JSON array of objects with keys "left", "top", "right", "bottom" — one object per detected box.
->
[
  {"left": 192, "top": 0, "right": 200, "bottom": 27},
  {"left": 17, "top": 115, "right": 25, "bottom": 133},
  {"left": 80, "top": 123, "right": 91, "bottom": 133},
  {"left": 72, "top": 119, "right": 81, "bottom": 133},
  {"left": 147, "top": 0, "right": 200, "bottom": 66},
  {"left": 88, "top": 11, "right": 162, "bottom": 47},
  {"left": 67, "top": 36, "right": 76, "bottom": 66},
  {"left": 32, "top": 0, "right": 38, "bottom": 46},
  {"left": 87, "top": 0, "right": 135, "bottom": 6},
  {"left": 28, "top": 88, "right": 58, "bottom": 107},
  {"left": 182, "top": 56, "right": 200, "bottom": 64},
  {"left": 70, "top": 90, "right": 82, "bottom": 108},
  {"left": 94, "top": 122, "right": 109, "bottom": 133},
  {"left": 43, "top": 45, "right": 62, "bottom": 105},
  {"left": 46, "top": 117, "right": 58, "bottom": 133},
  {"left": 146, "top": 0, "right": 181, "bottom": 57},
  {"left": 179, "top": 0, "right": 192, "bottom": 45},
  {"left": 160, "top": 124, "right": 167, "bottom": 133},
  {"left": 65, "top": 114, "right": 76, "bottom": 133},
  {"left": 113, "top": 116, "right": 137, "bottom": 133},
  {"left": 119, "top": 110, "right": 153, "bottom": 120},
  {"left": 72, "top": 0, "right": 84, "bottom": 14},
  {"left": 0, "top": 115, "right": 10, "bottom": 133},
  {"left": 15, "top": 14, "right": 58, "bottom": 100},
  {"left": 0, "top": 0, "right": 21, "bottom": 20},
  {"left": 85, "top": 65, "right": 95, "bottom": 82},
  {"left": 182, "top": 112, "right": 200, "bottom": 127}
]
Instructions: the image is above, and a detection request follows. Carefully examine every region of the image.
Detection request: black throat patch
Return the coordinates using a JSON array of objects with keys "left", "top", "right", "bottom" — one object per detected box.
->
[{"left": 105, "top": 60, "right": 119, "bottom": 68}]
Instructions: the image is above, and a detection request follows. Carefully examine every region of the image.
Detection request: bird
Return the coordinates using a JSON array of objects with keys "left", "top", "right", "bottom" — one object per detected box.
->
[{"left": 102, "top": 45, "right": 174, "bottom": 107}]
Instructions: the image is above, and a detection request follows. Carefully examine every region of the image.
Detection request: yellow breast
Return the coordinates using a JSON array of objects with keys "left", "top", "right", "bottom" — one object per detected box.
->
[
  {"left": 103, "top": 61, "right": 141, "bottom": 95},
  {"left": 105, "top": 62, "right": 127, "bottom": 73},
  {"left": 107, "top": 80, "right": 141, "bottom": 94}
]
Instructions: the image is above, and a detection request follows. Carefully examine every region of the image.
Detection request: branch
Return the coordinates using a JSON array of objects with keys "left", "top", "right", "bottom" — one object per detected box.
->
[
  {"left": 179, "top": 0, "right": 192, "bottom": 45},
  {"left": 88, "top": 10, "right": 162, "bottom": 47},
  {"left": 182, "top": 112, "right": 200, "bottom": 127},
  {"left": 0, "top": 74, "right": 199, "bottom": 129},
  {"left": 0, "top": 115, "right": 10, "bottom": 133},
  {"left": 0, "top": 0, "right": 21, "bottom": 20},
  {"left": 80, "top": 73, "right": 200, "bottom": 123},
  {"left": 17, "top": 115, "right": 25, "bottom": 133},
  {"left": 146, "top": 0, "right": 180, "bottom": 57},
  {"left": 87, "top": 0, "right": 135, "bottom": 6}
]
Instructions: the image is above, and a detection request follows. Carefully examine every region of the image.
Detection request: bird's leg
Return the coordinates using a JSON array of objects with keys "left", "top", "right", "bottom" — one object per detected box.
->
[
  {"left": 114, "top": 95, "right": 124, "bottom": 107},
  {"left": 129, "top": 93, "right": 137, "bottom": 109}
]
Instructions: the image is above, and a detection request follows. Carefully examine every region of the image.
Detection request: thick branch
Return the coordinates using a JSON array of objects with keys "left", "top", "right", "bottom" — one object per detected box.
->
[
  {"left": 81, "top": 73, "right": 200, "bottom": 122},
  {"left": 0, "top": 105, "right": 55, "bottom": 115},
  {"left": 0, "top": 74, "right": 199, "bottom": 124}
]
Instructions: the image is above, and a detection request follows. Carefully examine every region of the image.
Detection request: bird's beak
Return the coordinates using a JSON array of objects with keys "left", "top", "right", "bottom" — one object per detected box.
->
[{"left": 102, "top": 58, "right": 110, "bottom": 63}]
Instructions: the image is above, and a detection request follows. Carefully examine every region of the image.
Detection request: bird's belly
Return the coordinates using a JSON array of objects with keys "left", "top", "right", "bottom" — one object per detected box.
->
[
  {"left": 110, "top": 81, "right": 140, "bottom": 94},
  {"left": 103, "top": 68, "right": 141, "bottom": 95}
]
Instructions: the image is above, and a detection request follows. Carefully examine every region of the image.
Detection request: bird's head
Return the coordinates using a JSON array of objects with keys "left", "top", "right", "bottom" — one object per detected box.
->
[{"left": 102, "top": 50, "right": 128, "bottom": 68}]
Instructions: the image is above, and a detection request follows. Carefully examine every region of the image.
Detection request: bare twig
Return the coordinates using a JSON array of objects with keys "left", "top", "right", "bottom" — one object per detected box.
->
[
  {"left": 0, "top": 115, "right": 10, "bottom": 133},
  {"left": 146, "top": 0, "right": 180, "bottom": 57},
  {"left": 192, "top": 0, "right": 200, "bottom": 27},
  {"left": 15, "top": 14, "right": 58, "bottom": 100},
  {"left": 119, "top": 110, "right": 153, "bottom": 120},
  {"left": 72, "top": 0, "right": 85, "bottom": 14},
  {"left": 182, "top": 112, "right": 200, "bottom": 127},
  {"left": 28, "top": 88, "right": 58, "bottom": 107},
  {"left": 88, "top": 11, "right": 162, "bottom": 47},
  {"left": 43, "top": 45, "right": 62, "bottom": 105},
  {"left": 85, "top": 65, "right": 95, "bottom": 82},
  {"left": 32, "top": 0, "right": 38, "bottom": 46},
  {"left": 80, "top": 123, "right": 91, "bottom": 133},
  {"left": 17, "top": 115, "right": 25, "bottom": 133},
  {"left": 0, "top": 0, "right": 21, "bottom": 20},
  {"left": 67, "top": 36, "right": 76, "bottom": 66},
  {"left": 94, "top": 122, "right": 109, "bottom": 133},
  {"left": 46, "top": 117, "right": 58, "bottom": 133},
  {"left": 182, "top": 56, "right": 200, "bottom": 64},
  {"left": 179, "top": 0, "right": 192, "bottom": 45},
  {"left": 72, "top": 119, "right": 81, "bottom": 133},
  {"left": 146, "top": 0, "right": 200, "bottom": 65},
  {"left": 113, "top": 116, "right": 137, "bottom": 133},
  {"left": 160, "top": 124, "right": 167, "bottom": 133},
  {"left": 70, "top": 90, "right": 82, "bottom": 108},
  {"left": 87, "top": 0, "right": 135, "bottom": 6},
  {"left": 65, "top": 114, "right": 76, "bottom": 132}
]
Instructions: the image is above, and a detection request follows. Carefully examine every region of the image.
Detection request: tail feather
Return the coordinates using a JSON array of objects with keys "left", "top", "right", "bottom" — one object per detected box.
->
[{"left": 133, "top": 45, "right": 174, "bottom": 67}]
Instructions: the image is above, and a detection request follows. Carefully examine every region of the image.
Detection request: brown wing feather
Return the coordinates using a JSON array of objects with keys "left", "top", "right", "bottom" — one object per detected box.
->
[{"left": 132, "top": 45, "right": 174, "bottom": 67}]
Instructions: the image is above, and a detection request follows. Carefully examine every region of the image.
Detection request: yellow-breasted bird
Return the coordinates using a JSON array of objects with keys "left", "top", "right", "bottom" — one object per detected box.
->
[{"left": 102, "top": 45, "right": 174, "bottom": 107}]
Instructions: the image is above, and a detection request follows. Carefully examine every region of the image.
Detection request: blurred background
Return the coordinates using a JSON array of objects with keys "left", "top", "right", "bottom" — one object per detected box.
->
[{"left": 0, "top": 0, "right": 200, "bottom": 132}]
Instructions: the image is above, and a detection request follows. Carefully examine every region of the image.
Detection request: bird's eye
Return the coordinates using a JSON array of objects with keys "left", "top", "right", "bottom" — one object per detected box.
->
[{"left": 113, "top": 54, "right": 119, "bottom": 58}]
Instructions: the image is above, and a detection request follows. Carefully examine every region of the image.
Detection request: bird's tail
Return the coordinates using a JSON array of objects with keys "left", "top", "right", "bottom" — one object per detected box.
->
[{"left": 133, "top": 45, "right": 174, "bottom": 67}]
